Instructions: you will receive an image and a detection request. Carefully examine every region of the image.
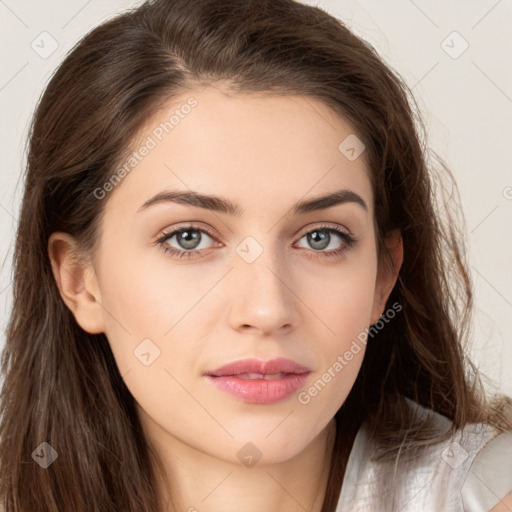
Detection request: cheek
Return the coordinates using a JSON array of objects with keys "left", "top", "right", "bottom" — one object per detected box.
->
[
  {"left": 294, "top": 254, "right": 376, "bottom": 412},
  {"left": 304, "top": 253, "right": 377, "bottom": 347},
  {"left": 95, "top": 253, "right": 205, "bottom": 424},
  {"left": 94, "top": 240, "right": 219, "bottom": 379},
  {"left": 295, "top": 279, "right": 373, "bottom": 419},
  {"left": 98, "top": 235, "right": 223, "bottom": 329}
]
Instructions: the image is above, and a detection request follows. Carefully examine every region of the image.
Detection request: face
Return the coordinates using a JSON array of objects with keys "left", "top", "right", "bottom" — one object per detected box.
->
[{"left": 56, "top": 86, "right": 400, "bottom": 467}]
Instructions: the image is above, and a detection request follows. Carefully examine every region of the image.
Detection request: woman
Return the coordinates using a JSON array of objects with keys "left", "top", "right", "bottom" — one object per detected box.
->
[{"left": 1, "top": 0, "right": 511, "bottom": 510}]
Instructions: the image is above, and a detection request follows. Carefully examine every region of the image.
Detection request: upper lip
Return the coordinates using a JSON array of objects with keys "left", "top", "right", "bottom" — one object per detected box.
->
[{"left": 206, "top": 357, "right": 311, "bottom": 377}]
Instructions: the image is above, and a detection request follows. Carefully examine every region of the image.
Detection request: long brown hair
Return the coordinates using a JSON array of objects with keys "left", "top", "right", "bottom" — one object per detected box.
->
[{"left": 1, "top": 0, "right": 511, "bottom": 510}]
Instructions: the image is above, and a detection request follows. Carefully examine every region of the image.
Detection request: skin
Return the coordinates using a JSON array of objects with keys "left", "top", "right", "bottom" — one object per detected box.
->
[
  {"left": 49, "top": 86, "right": 403, "bottom": 512},
  {"left": 491, "top": 494, "right": 512, "bottom": 511}
]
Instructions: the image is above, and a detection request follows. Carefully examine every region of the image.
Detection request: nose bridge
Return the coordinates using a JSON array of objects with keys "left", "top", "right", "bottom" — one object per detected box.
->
[{"left": 227, "top": 233, "right": 298, "bottom": 333}]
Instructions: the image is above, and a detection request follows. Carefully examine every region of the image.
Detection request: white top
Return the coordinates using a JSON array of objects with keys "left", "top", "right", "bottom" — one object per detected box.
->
[{"left": 336, "top": 399, "right": 512, "bottom": 511}]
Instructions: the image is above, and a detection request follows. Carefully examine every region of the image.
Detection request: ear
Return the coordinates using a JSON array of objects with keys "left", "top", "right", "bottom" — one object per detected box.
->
[
  {"left": 48, "top": 232, "right": 105, "bottom": 334},
  {"left": 369, "top": 229, "right": 403, "bottom": 325}
]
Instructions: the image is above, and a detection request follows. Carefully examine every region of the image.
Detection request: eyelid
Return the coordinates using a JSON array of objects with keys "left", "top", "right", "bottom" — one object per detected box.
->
[
  {"left": 299, "top": 222, "right": 352, "bottom": 237},
  {"left": 156, "top": 222, "right": 220, "bottom": 242}
]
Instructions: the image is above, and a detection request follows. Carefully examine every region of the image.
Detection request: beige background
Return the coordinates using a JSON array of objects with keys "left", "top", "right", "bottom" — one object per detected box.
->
[{"left": 1, "top": 0, "right": 511, "bottom": 396}]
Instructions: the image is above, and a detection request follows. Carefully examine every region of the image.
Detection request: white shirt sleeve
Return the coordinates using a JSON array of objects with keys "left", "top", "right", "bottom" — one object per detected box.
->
[{"left": 461, "top": 430, "right": 512, "bottom": 512}]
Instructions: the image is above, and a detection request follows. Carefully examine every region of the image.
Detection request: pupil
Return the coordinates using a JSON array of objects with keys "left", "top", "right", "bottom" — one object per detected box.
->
[
  {"left": 309, "top": 230, "right": 329, "bottom": 250},
  {"left": 178, "top": 230, "right": 200, "bottom": 249}
]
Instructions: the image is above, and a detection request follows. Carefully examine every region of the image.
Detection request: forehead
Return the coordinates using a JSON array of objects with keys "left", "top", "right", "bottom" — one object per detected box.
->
[{"left": 104, "top": 86, "right": 373, "bottom": 220}]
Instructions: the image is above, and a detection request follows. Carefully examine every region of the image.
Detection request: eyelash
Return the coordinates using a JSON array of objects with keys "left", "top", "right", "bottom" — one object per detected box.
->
[{"left": 155, "top": 223, "right": 357, "bottom": 261}]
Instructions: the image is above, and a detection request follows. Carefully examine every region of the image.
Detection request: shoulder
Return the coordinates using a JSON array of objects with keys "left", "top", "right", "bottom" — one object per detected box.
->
[
  {"left": 461, "top": 427, "right": 512, "bottom": 511},
  {"left": 337, "top": 399, "right": 512, "bottom": 512}
]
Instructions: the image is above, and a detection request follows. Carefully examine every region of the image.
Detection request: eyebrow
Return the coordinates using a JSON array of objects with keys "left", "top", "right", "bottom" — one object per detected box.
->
[{"left": 137, "top": 188, "right": 368, "bottom": 216}]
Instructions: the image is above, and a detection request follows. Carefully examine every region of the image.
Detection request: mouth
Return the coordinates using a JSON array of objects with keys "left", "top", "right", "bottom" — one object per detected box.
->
[
  {"left": 235, "top": 372, "right": 289, "bottom": 380},
  {"left": 205, "top": 357, "right": 311, "bottom": 404}
]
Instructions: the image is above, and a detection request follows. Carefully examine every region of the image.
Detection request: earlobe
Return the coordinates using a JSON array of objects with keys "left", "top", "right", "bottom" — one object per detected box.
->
[
  {"left": 48, "top": 232, "right": 105, "bottom": 334},
  {"left": 370, "top": 229, "right": 403, "bottom": 325}
]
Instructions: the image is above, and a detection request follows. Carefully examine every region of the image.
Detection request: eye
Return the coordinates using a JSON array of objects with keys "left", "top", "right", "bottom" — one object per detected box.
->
[
  {"left": 294, "top": 225, "right": 357, "bottom": 260},
  {"left": 156, "top": 225, "right": 219, "bottom": 260}
]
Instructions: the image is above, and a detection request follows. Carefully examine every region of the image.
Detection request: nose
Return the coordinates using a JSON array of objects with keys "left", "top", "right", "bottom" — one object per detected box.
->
[{"left": 227, "top": 241, "right": 300, "bottom": 336}]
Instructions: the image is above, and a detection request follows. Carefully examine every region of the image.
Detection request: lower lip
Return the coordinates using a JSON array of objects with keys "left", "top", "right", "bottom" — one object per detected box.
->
[{"left": 206, "top": 373, "right": 310, "bottom": 404}]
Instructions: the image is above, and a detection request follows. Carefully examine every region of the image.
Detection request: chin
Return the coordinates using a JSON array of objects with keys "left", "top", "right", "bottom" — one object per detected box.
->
[{"left": 218, "top": 426, "right": 319, "bottom": 467}]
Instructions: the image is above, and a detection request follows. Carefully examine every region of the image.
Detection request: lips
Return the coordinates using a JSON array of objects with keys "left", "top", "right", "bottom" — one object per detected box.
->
[
  {"left": 206, "top": 357, "right": 311, "bottom": 377},
  {"left": 205, "top": 357, "right": 311, "bottom": 404}
]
